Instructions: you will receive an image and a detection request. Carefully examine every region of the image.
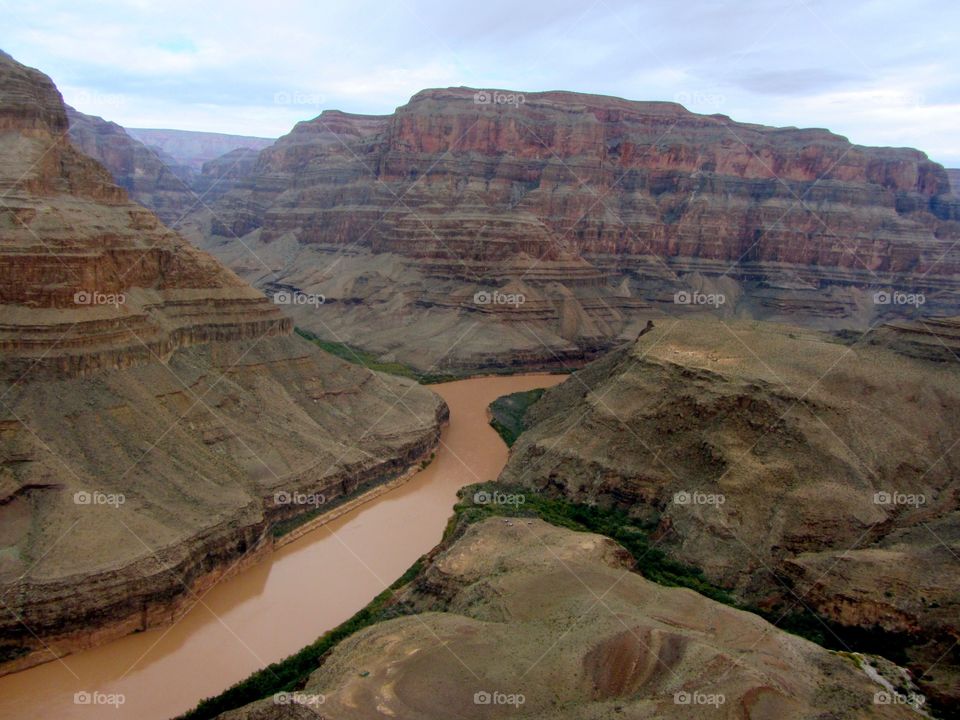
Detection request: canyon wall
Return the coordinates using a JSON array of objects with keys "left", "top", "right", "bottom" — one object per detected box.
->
[
  {"left": 0, "top": 50, "right": 446, "bottom": 672},
  {"left": 948, "top": 168, "right": 960, "bottom": 196},
  {"left": 190, "top": 87, "right": 960, "bottom": 372},
  {"left": 67, "top": 107, "right": 266, "bottom": 225},
  {"left": 65, "top": 105, "right": 199, "bottom": 225}
]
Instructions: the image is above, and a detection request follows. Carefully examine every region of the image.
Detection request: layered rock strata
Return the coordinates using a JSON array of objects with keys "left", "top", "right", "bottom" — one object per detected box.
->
[
  {"left": 0, "top": 50, "right": 446, "bottom": 672},
  {"left": 498, "top": 318, "right": 960, "bottom": 709},
  {"left": 189, "top": 87, "right": 960, "bottom": 372}
]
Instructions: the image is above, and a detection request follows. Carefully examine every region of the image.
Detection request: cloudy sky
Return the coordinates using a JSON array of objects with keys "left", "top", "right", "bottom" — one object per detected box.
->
[{"left": 2, "top": 0, "right": 958, "bottom": 165}]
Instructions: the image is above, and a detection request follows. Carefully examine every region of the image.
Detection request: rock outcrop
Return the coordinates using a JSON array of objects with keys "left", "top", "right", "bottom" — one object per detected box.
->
[
  {"left": 219, "top": 518, "right": 919, "bottom": 719},
  {"left": 0, "top": 50, "right": 446, "bottom": 673},
  {"left": 190, "top": 87, "right": 960, "bottom": 373},
  {"left": 870, "top": 315, "right": 960, "bottom": 361},
  {"left": 498, "top": 318, "right": 960, "bottom": 709},
  {"left": 191, "top": 147, "right": 263, "bottom": 203}
]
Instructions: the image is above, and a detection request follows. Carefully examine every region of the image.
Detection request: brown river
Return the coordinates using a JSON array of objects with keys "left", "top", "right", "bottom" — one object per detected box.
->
[{"left": 0, "top": 374, "right": 563, "bottom": 720}]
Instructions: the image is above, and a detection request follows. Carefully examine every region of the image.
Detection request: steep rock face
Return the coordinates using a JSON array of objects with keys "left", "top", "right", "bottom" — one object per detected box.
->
[
  {"left": 219, "top": 519, "right": 917, "bottom": 719},
  {"left": 66, "top": 105, "right": 199, "bottom": 225},
  {"left": 0, "top": 51, "right": 446, "bottom": 672},
  {"left": 498, "top": 319, "right": 960, "bottom": 708},
  {"left": 192, "top": 87, "right": 960, "bottom": 372},
  {"left": 68, "top": 108, "right": 276, "bottom": 224}
]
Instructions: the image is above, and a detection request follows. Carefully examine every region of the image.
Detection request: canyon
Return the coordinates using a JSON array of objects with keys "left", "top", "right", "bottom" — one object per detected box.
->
[
  {"left": 66, "top": 108, "right": 272, "bottom": 226},
  {"left": 125, "top": 128, "right": 274, "bottom": 173},
  {"left": 1, "top": 46, "right": 958, "bottom": 720},
  {"left": 178, "top": 86, "right": 960, "bottom": 373},
  {"left": 0, "top": 50, "right": 445, "bottom": 674}
]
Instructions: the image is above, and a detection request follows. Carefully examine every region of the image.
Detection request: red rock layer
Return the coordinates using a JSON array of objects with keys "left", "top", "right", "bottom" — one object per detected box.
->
[
  {"left": 0, "top": 51, "right": 289, "bottom": 381},
  {"left": 212, "top": 87, "right": 960, "bottom": 292}
]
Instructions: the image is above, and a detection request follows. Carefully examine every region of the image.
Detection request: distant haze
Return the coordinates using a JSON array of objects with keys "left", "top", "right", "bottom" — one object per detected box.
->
[
  {"left": 125, "top": 128, "right": 275, "bottom": 170},
  {"left": 1, "top": 0, "right": 958, "bottom": 165}
]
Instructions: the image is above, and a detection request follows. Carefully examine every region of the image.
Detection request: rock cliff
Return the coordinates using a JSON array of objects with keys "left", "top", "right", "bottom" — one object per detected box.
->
[
  {"left": 0, "top": 50, "right": 446, "bottom": 673},
  {"left": 498, "top": 318, "right": 960, "bottom": 709},
  {"left": 65, "top": 105, "right": 199, "bottom": 225},
  {"left": 190, "top": 87, "right": 960, "bottom": 372}
]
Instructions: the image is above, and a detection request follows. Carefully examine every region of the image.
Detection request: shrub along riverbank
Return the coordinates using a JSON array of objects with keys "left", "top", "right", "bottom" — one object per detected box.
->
[{"left": 487, "top": 388, "right": 547, "bottom": 446}]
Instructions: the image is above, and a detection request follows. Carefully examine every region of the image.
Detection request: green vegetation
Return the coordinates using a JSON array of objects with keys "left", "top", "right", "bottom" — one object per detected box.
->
[
  {"left": 450, "top": 482, "right": 736, "bottom": 605},
  {"left": 294, "top": 327, "right": 458, "bottom": 383},
  {"left": 488, "top": 388, "right": 546, "bottom": 446},
  {"left": 750, "top": 607, "right": 912, "bottom": 665},
  {"left": 0, "top": 645, "right": 28, "bottom": 664},
  {"left": 295, "top": 327, "right": 576, "bottom": 384},
  {"left": 452, "top": 484, "right": 919, "bottom": 665},
  {"left": 177, "top": 559, "right": 423, "bottom": 720}
]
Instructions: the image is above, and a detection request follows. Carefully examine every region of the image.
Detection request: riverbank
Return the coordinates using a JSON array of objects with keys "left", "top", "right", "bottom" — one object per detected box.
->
[{"left": 0, "top": 374, "right": 564, "bottom": 720}]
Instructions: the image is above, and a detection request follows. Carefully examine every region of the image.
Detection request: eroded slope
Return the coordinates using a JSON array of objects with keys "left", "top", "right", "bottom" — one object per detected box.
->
[
  {"left": 499, "top": 318, "right": 960, "bottom": 707},
  {"left": 219, "top": 518, "right": 916, "bottom": 719},
  {"left": 0, "top": 50, "right": 446, "bottom": 672}
]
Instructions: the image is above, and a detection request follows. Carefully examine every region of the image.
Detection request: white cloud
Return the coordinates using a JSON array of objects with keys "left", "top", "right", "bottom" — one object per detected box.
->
[{"left": 1, "top": 0, "right": 957, "bottom": 164}]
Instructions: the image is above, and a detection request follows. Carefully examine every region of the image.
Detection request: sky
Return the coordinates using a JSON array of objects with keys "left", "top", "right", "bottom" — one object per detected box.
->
[{"left": 1, "top": 0, "right": 958, "bottom": 165}]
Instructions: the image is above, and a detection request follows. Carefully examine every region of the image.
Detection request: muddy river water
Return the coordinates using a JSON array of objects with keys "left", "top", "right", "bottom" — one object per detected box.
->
[{"left": 0, "top": 374, "right": 563, "bottom": 720}]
